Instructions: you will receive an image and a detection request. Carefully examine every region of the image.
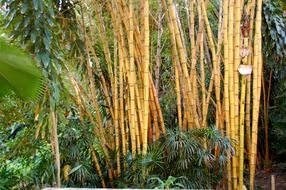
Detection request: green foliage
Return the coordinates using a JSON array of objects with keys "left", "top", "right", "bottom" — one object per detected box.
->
[
  {"left": 0, "top": 143, "right": 55, "bottom": 190},
  {"left": 0, "top": 93, "right": 234, "bottom": 189},
  {"left": 262, "top": 0, "right": 286, "bottom": 162},
  {"left": 147, "top": 176, "right": 185, "bottom": 189},
  {"left": 1, "top": 0, "right": 58, "bottom": 72},
  {"left": 116, "top": 127, "right": 234, "bottom": 189},
  {"left": 158, "top": 127, "right": 234, "bottom": 189},
  {"left": 263, "top": 1, "right": 286, "bottom": 69},
  {"left": 0, "top": 98, "right": 55, "bottom": 190},
  {"left": 0, "top": 0, "right": 66, "bottom": 108},
  {"left": 59, "top": 113, "right": 101, "bottom": 187},
  {"left": 0, "top": 37, "right": 44, "bottom": 100}
]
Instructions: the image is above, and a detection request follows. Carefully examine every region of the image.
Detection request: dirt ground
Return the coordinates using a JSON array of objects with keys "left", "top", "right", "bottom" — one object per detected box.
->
[{"left": 255, "top": 164, "right": 286, "bottom": 190}]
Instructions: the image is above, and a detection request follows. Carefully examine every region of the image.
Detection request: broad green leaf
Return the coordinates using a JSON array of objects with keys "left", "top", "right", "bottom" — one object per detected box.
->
[{"left": 0, "top": 37, "right": 45, "bottom": 100}]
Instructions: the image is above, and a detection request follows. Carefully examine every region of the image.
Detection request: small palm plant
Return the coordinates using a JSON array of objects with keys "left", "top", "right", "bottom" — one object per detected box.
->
[
  {"left": 116, "top": 126, "right": 234, "bottom": 189},
  {"left": 157, "top": 127, "right": 234, "bottom": 189},
  {"left": 0, "top": 37, "right": 44, "bottom": 100}
]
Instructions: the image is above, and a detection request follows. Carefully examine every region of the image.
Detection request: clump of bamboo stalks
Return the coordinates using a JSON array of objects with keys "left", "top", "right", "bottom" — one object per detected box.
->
[{"left": 63, "top": 0, "right": 263, "bottom": 189}]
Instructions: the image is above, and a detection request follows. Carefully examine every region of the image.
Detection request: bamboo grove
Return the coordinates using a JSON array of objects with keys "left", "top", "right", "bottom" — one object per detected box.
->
[
  {"left": 2, "top": 0, "right": 264, "bottom": 189},
  {"left": 55, "top": 0, "right": 264, "bottom": 189}
]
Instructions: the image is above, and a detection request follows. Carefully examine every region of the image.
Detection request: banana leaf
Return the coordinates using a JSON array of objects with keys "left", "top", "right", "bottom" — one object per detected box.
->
[{"left": 0, "top": 37, "right": 44, "bottom": 100}]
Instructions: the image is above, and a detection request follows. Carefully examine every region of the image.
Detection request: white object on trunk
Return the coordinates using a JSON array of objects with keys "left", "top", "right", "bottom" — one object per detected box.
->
[{"left": 238, "top": 65, "right": 252, "bottom": 75}]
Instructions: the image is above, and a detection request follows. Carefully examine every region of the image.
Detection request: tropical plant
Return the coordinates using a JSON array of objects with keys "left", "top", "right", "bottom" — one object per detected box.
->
[
  {"left": 0, "top": 37, "right": 44, "bottom": 100},
  {"left": 158, "top": 127, "right": 234, "bottom": 189},
  {"left": 1, "top": 0, "right": 285, "bottom": 190},
  {"left": 59, "top": 112, "right": 101, "bottom": 188},
  {"left": 147, "top": 176, "right": 185, "bottom": 189},
  {"left": 115, "top": 127, "right": 234, "bottom": 189},
  {"left": 261, "top": 0, "right": 286, "bottom": 164}
]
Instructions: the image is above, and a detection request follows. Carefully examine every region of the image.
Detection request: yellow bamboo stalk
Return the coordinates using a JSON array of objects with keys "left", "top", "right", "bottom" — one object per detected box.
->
[
  {"left": 155, "top": 0, "right": 163, "bottom": 91},
  {"left": 246, "top": 0, "right": 256, "bottom": 162},
  {"left": 119, "top": 42, "right": 127, "bottom": 158},
  {"left": 217, "top": 0, "right": 224, "bottom": 131},
  {"left": 250, "top": 0, "right": 263, "bottom": 189},
  {"left": 80, "top": 23, "right": 114, "bottom": 178},
  {"left": 189, "top": 1, "right": 199, "bottom": 125},
  {"left": 142, "top": 0, "right": 150, "bottom": 155},
  {"left": 189, "top": 1, "right": 195, "bottom": 59},
  {"left": 228, "top": 0, "right": 238, "bottom": 188},
  {"left": 114, "top": 38, "right": 121, "bottom": 175},
  {"left": 196, "top": 1, "right": 205, "bottom": 126},
  {"left": 165, "top": 0, "right": 191, "bottom": 131},
  {"left": 87, "top": 16, "right": 114, "bottom": 120},
  {"left": 149, "top": 85, "right": 160, "bottom": 140},
  {"left": 119, "top": 0, "right": 165, "bottom": 136},
  {"left": 162, "top": 0, "right": 187, "bottom": 130},
  {"left": 50, "top": 110, "right": 61, "bottom": 187},
  {"left": 202, "top": 72, "right": 215, "bottom": 128},
  {"left": 93, "top": 3, "right": 114, "bottom": 92},
  {"left": 150, "top": 78, "right": 165, "bottom": 133},
  {"left": 234, "top": 1, "right": 242, "bottom": 185},
  {"left": 113, "top": 7, "right": 128, "bottom": 159},
  {"left": 201, "top": 0, "right": 222, "bottom": 130},
  {"left": 135, "top": 109, "right": 141, "bottom": 154},
  {"left": 200, "top": 33, "right": 206, "bottom": 127},
  {"left": 239, "top": 76, "right": 246, "bottom": 190},
  {"left": 129, "top": 0, "right": 137, "bottom": 157},
  {"left": 175, "top": 65, "right": 182, "bottom": 128},
  {"left": 239, "top": 32, "right": 250, "bottom": 190},
  {"left": 163, "top": 0, "right": 197, "bottom": 128},
  {"left": 68, "top": 64, "right": 114, "bottom": 182},
  {"left": 223, "top": 0, "right": 232, "bottom": 188},
  {"left": 68, "top": 72, "right": 107, "bottom": 186},
  {"left": 77, "top": 10, "right": 117, "bottom": 176},
  {"left": 91, "top": 147, "right": 106, "bottom": 187}
]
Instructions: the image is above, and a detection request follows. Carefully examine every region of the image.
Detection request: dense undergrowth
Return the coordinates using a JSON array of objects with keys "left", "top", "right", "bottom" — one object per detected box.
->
[{"left": 0, "top": 101, "right": 234, "bottom": 189}]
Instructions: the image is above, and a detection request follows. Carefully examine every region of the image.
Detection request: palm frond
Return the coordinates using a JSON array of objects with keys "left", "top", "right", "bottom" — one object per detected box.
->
[{"left": 0, "top": 37, "right": 45, "bottom": 100}]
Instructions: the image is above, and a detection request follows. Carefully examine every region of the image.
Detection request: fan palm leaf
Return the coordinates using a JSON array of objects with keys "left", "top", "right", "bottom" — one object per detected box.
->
[{"left": 0, "top": 37, "right": 44, "bottom": 100}]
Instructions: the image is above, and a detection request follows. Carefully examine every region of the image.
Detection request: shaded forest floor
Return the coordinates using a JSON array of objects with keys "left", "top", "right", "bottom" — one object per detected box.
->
[{"left": 255, "top": 163, "right": 286, "bottom": 189}]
